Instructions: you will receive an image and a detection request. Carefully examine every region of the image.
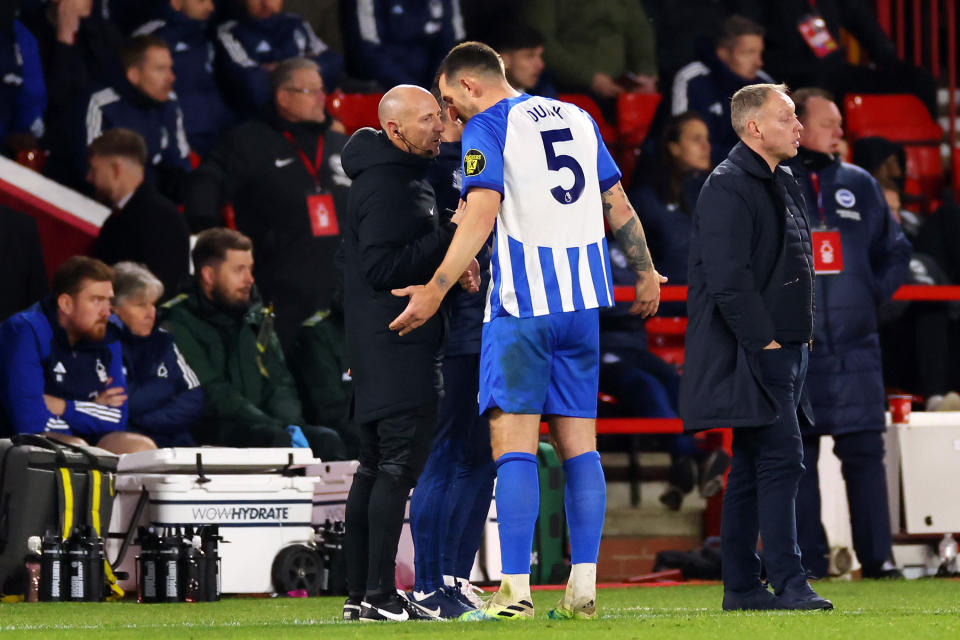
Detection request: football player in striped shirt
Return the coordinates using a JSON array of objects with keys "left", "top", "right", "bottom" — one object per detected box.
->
[{"left": 391, "top": 42, "right": 664, "bottom": 620}]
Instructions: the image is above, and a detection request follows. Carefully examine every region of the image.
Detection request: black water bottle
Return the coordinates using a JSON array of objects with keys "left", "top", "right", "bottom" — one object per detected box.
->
[
  {"left": 199, "top": 526, "right": 221, "bottom": 602},
  {"left": 82, "top": 528, "right": 105, "bottom": 602},
  {"left": 65, "top": 527, "right": 87, "bottom": 602},
  {"left": 322, "top": 521, "right": 347, "bottom": 596},
  {"left": 136, "top": 527, "right": 160, "bottom": 603},
  {"left": 157, "top": 530, "right": 181, "bottom": 602},
  {"left": 39, "top": 530, "right": 64, "bottom": 602},
  {"left": 180, "top": 535, "right": 203, "bottom": 602}
]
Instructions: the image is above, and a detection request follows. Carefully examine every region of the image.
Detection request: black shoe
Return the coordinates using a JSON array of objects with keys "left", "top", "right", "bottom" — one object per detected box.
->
[
  {"left": 698, "top": 449, "right": 731, "bottom": 498},
  {"left": 659, "top": 486, "right": 685, "bottom": 511},
  {"left": 862, "top": 567, "right": 904, "bottom": 580},
  {"left": 343, "top": 596, "right": 362, "bottom": 620},
  {"left": 722, "top": 586, "right": 778, "bottom": 611},
  {"left": 775, "top": 577, "right": 833, "bottom": 610},
  {"left": 359, "top": 592, "right": 441, "bottom": 622}
]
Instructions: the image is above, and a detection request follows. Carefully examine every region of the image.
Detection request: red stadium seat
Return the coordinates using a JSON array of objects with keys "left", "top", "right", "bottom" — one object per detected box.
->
[
  {"left": 617, "top": 92, "right": 661, "bottom": 148},
  {"left": 843, "top": 94, "right": 944, "bottom": 202},
  {"left": 326, "top": 90, "right": 383, "bottom": 135},
  {"left": 645, "top": 316, "right": 688, "bottom": 367},
  {"left": 558, "top": 93, "right": 617, "bottom": 143}
]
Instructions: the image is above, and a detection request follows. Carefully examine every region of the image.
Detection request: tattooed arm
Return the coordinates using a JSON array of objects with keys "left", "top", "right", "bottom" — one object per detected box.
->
[{"left": 601, "top": 182, "right": 666, "bottom": 317}]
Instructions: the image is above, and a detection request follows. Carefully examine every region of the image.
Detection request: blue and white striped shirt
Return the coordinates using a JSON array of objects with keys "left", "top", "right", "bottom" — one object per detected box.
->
[{"left": 460, "top": 94, "right": 621, "bottom": 320}]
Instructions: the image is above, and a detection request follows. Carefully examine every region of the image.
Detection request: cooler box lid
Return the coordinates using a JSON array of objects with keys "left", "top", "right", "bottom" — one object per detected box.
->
[{"left": 118, "top": 447, "right": 318, "bottom": 473}]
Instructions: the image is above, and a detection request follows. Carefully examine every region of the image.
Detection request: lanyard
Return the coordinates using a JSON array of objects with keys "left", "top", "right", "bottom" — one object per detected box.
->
[
  {"left": 282, "top": 131, "right": 325, "bottom": 187},
  {"left": 808, "top": 171, "right": 826, "bottom": 226}
]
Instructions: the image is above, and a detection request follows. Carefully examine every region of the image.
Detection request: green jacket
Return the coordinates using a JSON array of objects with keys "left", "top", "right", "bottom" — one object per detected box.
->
[
  {"left": 160, "top": 284, "right": 304, "bottom": 434},
  {"left": 526, "top": 0, "right": 657, "bottom": 88},
  {"left": 287, "top": 308, "right": 351, "bottom": 429}
]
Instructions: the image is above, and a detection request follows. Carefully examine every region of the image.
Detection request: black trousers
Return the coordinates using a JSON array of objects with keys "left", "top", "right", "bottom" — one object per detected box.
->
[
  {"left": 721, "top": 344, "right": 808, "bottom": 594},
  {"left": 796, "top": 430, "right": 893, "bottom": 577},
  {"left": 344, "top": 402, "right": 436, "bottom": 598}
]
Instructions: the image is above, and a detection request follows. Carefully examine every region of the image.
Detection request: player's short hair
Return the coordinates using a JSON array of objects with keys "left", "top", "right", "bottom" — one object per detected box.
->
[
  {"left": 730, "top": 82, "right": 789, "bottom": 135},
  {"left": 120, "top": 34, "right": 169, "bottom": 70},
  {"left": 488, "top": 24, "right": 545, "bottom": 54},
  {"left": 88, "top": 128, "right": 148, "bottom": 167},
  {"left": 270, "top": 57, "right": 321, "bottom": 96},
  {"left": 791, "top": 87, "right": 837, "bottom": 121},
  {"left": 192, "top": 228, "right": 253, "bottom": 274},
  {"left": 52, "top": 256, "right": 115, "bottom": 298},
  {"left": 438, "top": 41, "right": 505, "bottom": 82},
  {"left": 716, "top": 15, "right": 765, "bottom": 50},
  {"left": 112, "top": 262, "right": 164, "bottom": 305}
]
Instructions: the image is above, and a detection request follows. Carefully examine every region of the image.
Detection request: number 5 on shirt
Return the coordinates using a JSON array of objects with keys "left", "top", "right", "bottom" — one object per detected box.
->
[{"left": 541, "top": 128, "right": 585, "bottom": 205}]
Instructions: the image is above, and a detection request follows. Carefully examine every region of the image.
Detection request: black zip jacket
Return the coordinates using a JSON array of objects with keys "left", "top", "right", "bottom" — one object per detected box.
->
[
  {"left": 184, "top": 109, "right": 350, "bottom": 347},
  {"left": 340, "top": 128, "right": 456, "bottom": 423},
  {"left": 680, "top": 142, "right": 815, "bottom": 431}
]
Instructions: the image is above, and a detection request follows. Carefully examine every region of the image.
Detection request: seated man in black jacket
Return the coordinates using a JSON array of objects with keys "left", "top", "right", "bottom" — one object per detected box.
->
[
  {"left": 89, "top": 128, "right": 190, "bottom": 300},
  {"left": 339, "top": 85, "right": 472, "bottom": 622},
  {"left": 185, "top": 56, "right": 349, "bottom": 349}
]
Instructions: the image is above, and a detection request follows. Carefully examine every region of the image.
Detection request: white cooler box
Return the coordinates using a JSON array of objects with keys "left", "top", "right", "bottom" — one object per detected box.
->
[
  {"left": 897, "top": 411, "right": 960, "bottom": 534},
  {"left": 108, "top": 448, "right": 319, "bottom": 594}
]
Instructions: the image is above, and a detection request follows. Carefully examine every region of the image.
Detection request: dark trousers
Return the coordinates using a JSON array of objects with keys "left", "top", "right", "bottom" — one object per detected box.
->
[
  {"left": 722, "top": 344, "right": 808, "bottom": 594},
  {"left": 796, "top": 430, "right": 893, "bottom": 577},
  {"left": 410, "top": 354, "right": 495, "bottom": 590},
  {"left": 344, "top": 402, "right": 436, "bottom": 598}
]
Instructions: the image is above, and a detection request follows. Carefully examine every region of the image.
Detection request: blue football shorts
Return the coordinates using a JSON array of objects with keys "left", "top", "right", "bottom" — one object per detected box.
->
[{"left": 478, "top": 308, "right": 599, "bottom": 418}]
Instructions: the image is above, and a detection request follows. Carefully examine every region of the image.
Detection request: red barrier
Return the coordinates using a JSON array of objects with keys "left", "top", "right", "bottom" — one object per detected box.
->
[{"left": 613, "top": 284, "right": 960, "bottom": 304}]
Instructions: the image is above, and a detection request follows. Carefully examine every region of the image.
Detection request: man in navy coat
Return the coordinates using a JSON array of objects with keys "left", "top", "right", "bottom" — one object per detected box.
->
[
  {"left": 680, "top": 83, "right": 831, "bottom": 611},
  {"left": 786, "top": 88, "right": 911, "bottom": 579}
]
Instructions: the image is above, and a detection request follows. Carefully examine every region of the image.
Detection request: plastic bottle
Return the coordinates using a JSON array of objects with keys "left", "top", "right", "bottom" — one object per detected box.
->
[
  {"left": 181, "top": 535, "right": 203, "bottom": 602},
  {"left": 136, "top": 527, "right": 160, "bottom": 603},
  {"left": 65, "top": 527, "right": 87, "bottom": 602},
  {"left": 158, "top": 529, "right": 181, "bottom": 602},
  {"left": 82, "top": 527, "right": 105, "bottom": 602},
  {"left": 938, "top": 533, "right": 958, "bottom": 573},
  {"left": 39, "top": 530, "right": 64, "bottom": 602},
  {"left": 24, "top": 536, "right": 42, "bottom": 602},
  {"left": 199, "top": 526, "right": 221, "bottom": 602}
]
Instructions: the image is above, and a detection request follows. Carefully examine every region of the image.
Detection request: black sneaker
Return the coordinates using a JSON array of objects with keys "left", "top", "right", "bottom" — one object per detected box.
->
[
  {"left": 343, "top": 596, "right": 362, "bottom": 620},
  {"left": 359, "top": 592, "right": 441, "bottom": 622},
  {"left": 699, "top": 449, "right": 731, "bottom": 498}
]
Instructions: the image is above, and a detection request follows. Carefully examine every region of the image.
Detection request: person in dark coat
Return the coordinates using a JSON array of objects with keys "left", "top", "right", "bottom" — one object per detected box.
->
[
  {"left": 670, "top": 15, "right": 772, "bottom": 167},
  {"left": 679, "top": 83, "right": 830, "bottom": 611},
  {"left": 339, "top": 85, "right": 466, "bottom": 622},
  {"left": 88, "top": 128, "right": 190, "bottom": 299},
  {"left": 0, "top": 206, "right": 47, "bottom": 323},
  {"left": 407, "top": 100, "right": 491, "bottom": 616},
  {"left": 215, "top": 0, "right": 342, "bottom": 115},
  {"left": 23, "top": 0, "right": 126, "bottom": 190},
  {"left": 83, "top": 35, "right": 193, "bottom": 201},
  {"left": 342, "top": 0, "right": 465, "bottom": 90},
  {"left": 132, "top": 0, "right": 236, "bottom": 156},
  {"left": 785, "top": 88, "right": 911, "bottom": 579},
  {"left": 111, "top": 261, "right": 203, "bottom": 448},
  {"left": 185, "top": 57, "right": 350, "bottom": 349}
]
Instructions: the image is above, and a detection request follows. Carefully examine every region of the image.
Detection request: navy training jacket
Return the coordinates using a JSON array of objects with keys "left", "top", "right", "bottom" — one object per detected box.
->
[
  {"left": 0, "top": 298, "right": 127, "bottom": 439},
  {"left": 117, "top": 319, "right": 203, "bottom": 447},
  {"left": 786, "top": 148, "right": 911, "bottom": 435}
]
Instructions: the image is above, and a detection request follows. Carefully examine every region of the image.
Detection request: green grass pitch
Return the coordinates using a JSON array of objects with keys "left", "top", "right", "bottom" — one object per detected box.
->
[{"left": 2, "top": 580, "right": 959, "bottom": 639}]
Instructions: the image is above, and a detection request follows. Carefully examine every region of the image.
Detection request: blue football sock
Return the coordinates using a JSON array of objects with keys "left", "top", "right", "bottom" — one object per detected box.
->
[
  {"left": 563, "top": 450, "right": 606, "bottom": 564},
  {"left": 495, "top": 452, "right": 539, "bottom": 575}
]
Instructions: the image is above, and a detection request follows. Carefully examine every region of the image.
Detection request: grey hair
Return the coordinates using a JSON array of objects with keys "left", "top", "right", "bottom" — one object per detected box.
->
[
  {"left": 270, "top": 57, "right": 321, "bottom": 96},
  {"left": 730, "top": 82, "right": 790, "bottom": 135},
  {"left": 112, "top": 261, "right": 164, "bottom": 305}
]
